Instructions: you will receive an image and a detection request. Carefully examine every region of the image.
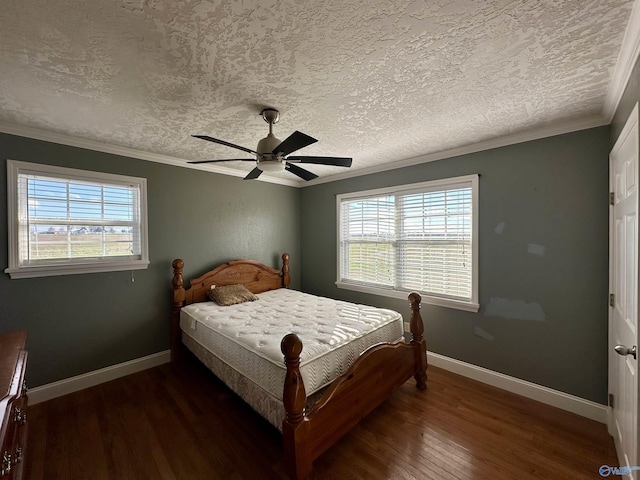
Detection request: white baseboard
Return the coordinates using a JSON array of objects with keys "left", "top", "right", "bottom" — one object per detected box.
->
[
  {"left": 27, "top": 347, "right": 608, "bottom": 424},
  {"left": 427, "top": 351, "right": 609, "bottom": 424},
  {"left": 28, "top": 350, "right": 171, "bottom": 405}
]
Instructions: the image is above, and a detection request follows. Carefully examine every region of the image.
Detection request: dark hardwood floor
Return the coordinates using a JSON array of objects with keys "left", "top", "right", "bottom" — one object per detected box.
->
[{"left": 26, "top": 354, "right": 617, "bottom": 479}]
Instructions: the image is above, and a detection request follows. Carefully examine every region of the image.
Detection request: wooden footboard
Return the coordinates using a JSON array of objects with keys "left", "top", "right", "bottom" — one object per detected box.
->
[{"left": 281, "top": 292, "right": 427, "bottom": 480}]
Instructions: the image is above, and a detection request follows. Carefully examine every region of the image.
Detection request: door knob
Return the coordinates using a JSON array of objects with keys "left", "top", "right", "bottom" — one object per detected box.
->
[{"left": 614, "top": 344, "right": 637, "bottom": 359}]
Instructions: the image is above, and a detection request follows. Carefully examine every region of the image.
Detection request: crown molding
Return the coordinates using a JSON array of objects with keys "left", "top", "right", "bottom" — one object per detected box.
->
[
  {"left": 603, "top": 0, "right": 640, "bottom": 121},
  {"left": 0, "top": 122, "right": 301, "bottom": 188},
  {"left": 0, "top": 113, "right": 609, "bottom": 190},
  {"left": 305, "top": 113, "right": 609, "bottom": 186}
]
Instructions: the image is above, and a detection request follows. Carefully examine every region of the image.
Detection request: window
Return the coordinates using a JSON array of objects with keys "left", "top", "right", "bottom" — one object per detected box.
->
[
  {"left": 5, "top": 160, "right": 149, "bottom": 279},
  {"left": 337, "top": 175, "right": 478, "bottom": 312}
]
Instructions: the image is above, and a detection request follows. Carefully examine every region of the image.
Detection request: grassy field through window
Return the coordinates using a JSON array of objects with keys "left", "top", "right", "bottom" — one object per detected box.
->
[
  {"left": 28, "top": 233, "right": 134, "bottom": 260},
  {"left": 345, "top": 241, "right": 471, "bottom": 297}
]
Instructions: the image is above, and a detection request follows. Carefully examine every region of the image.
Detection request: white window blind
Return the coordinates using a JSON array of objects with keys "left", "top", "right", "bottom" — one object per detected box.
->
[
  {"left": 5, "top": 161, "right": 149, "bottom": 279},
  {"left": 337, "top": 175, "right": 478, "bottom": 311}
]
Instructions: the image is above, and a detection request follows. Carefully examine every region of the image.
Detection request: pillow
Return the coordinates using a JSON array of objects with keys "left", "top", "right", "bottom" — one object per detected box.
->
[{"left": 207, "top": 284, "right": 258, "bottom": 306}]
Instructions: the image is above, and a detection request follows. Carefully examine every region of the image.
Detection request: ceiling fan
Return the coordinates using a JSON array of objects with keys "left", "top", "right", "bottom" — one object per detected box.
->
[{"left": 189, "top": 108, "right": 352, "bottom": 181}]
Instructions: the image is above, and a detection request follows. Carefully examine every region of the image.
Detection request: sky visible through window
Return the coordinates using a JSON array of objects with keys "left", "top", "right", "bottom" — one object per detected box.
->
[
  {"left": 345, "top": 188, "right": 471, "bottom": 241},
  {"left": 27, "top": 177, "right": 134, "bottom": 234},
  {"left": 22, "top": 175, "right": 139, "bottom": 260}
]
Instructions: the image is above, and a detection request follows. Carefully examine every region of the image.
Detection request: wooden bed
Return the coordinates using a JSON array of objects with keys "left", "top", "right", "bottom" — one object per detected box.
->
[{"left": 170, "top": 253, "right": 427, "bottom": 480}]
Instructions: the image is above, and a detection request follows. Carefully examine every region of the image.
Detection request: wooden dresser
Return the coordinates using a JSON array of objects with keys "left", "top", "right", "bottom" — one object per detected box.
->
[{"left": 0, "top": 331, "right": 27, "bottom": 480}]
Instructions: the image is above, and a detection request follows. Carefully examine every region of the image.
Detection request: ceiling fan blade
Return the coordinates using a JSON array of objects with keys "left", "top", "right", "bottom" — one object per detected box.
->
[
  {"left": 192, "top": 135, "right": 257, "bottom": 155},
  {"left": 286, "top": 156, "right": 352, "bottom": 167},
  {"left": 285, "top": 162, "right": 318, "bottom": 181},
  {"left": 188, "top": 158, "right": 255, "bottom": 164},
  {"left": 273, "top": 131, "right": 318, "bottom": 156},
  {"left": 244, "top": 167, "right": 263, "bottom": 180}
]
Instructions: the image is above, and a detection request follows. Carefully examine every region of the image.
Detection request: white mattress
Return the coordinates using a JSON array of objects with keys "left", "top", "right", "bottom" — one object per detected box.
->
[{"left": 180, "top": 288, "right": 404, "bottom": 400}]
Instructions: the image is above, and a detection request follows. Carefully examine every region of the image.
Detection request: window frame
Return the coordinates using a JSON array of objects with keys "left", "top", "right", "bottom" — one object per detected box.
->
[
  {"left": 336, "top": 174, "right": 479, "bottom": 312},
  {"left": 5, "top": 160, "right": 149, "bottom": 279}
]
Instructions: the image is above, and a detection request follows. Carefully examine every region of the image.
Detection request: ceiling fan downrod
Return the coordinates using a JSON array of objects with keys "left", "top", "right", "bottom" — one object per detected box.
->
[
  {"left": 261, "top": 108, "right": 280, "bottom": 136},
  {"left": 256, "top": 108, "right": 283, "bottom": 158}
]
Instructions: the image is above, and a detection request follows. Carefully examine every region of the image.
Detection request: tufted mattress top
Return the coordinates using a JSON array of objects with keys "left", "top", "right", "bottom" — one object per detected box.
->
[{"left": 180, "top": 288, "right": 404, "bottom": 399}]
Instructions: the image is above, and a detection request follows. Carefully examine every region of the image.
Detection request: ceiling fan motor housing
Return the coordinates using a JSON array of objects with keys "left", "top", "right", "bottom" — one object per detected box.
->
[
  {"left": 256, "top": 133, "right": 282, "bottom": 155},
  {"left": 256, "top": 133, "right": 285, "bottom": 171}
]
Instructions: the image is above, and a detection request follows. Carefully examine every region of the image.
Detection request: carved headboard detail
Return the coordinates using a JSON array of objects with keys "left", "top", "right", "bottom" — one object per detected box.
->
[{"left": 170, "top": 253, "right": 290, "bottom": 360}]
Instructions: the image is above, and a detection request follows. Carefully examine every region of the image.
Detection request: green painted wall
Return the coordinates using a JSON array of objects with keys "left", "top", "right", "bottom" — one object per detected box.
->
[
  {"left": 300, "top": 127, "right": 610, "bottom": 404},
  {"left": 0, "top": 133, "right": 301, "bottom": 387},
  {"left": 3, "top": 73, "right": 634, "bottom": 403}
]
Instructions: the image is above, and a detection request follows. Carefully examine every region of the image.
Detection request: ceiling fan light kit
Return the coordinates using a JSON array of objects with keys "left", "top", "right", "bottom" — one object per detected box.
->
[
  {"left": 257, "top": 159, "right": 286, "bottom": 173},
  {"left": 189, "top": 108, "right": 352, "bottom": 181}
]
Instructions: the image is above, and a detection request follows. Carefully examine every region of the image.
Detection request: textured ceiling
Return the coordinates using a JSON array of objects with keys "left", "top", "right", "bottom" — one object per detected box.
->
[{"left": 0, "top": 0, "right": 635, "bottom": 184}]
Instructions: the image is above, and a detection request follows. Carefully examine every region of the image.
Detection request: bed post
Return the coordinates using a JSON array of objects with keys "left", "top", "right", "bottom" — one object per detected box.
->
[
  {"left": 171, "top": 259, "right": 186, "bottom": 363},
  {"left": 281, "top": 333, "right": 311, "bottom": 480},
  {"left": 409, "top": 292, "right": 427, "bottom": 389},
  {"left": 282, "top": 253, "right": 290, "bottom": 288}
]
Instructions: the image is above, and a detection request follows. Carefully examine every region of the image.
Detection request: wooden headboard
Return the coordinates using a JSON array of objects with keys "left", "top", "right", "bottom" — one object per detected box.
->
[{"left": 170, "top": 253, "right": 290, "bottom": 361}]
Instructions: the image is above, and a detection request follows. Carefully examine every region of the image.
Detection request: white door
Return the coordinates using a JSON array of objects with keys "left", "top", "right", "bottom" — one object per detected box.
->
[{"left": 610, "top": 102, "right": 639, "bottom": 479}]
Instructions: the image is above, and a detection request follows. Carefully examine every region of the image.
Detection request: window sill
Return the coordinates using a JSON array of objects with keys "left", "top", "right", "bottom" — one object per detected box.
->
[
  {"left": 336, "top": 281, "right": 480, "bottom": 313},
  {"left": 5, "top": 260, "right": 150, "bottom": 279}
]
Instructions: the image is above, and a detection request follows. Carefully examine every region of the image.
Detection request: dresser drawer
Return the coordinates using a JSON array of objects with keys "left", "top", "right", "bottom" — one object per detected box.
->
[
  {"left": 0, "top": 333, "right": 28, "bottom": 480},
  {"left": 1, "top": 415, "right": 24, "bottom": 479}
]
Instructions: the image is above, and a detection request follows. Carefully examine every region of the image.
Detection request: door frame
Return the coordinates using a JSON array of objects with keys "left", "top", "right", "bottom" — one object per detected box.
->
[{"left": 608, "top": 101, "right": 639, "bottom": 473}]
